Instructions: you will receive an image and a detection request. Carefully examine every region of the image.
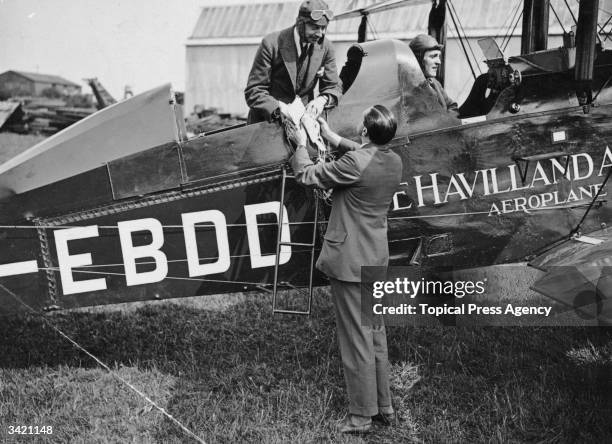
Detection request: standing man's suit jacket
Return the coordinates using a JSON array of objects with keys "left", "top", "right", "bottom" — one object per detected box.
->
[
  {"left": 245, "top": 26, "right": 341, "bottom": 123},
  {"left": 290, "top": 140, "right": 403, "bottom": 282}
]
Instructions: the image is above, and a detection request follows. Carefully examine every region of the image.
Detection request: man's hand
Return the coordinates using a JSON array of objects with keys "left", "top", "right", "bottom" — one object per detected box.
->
[
  {"left": 305, "top": 96, "right": 327, "bottom": 117},
  {"left": 317, "top": 117, "right": 341, "bottom": 148},
  {"left": 284, "top": 119, "right": 307, "bottom": 148},
  {"left": 278, "top": 100, "right": 290, "bottom": 117}
]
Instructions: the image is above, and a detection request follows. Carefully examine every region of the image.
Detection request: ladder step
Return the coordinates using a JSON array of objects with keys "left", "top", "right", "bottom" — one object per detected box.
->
[
  {"left": 279, "top": 242, "right": 315, "bottom": 247},
  {"left": 273, "top": 168, "right": 317, "bottom": 316},
  {"left": 273, "top": 309, "right": 311, "bottom": 315}
]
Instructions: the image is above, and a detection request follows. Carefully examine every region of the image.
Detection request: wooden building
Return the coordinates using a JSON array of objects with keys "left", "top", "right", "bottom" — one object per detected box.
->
[
  {"left": 185, "top": 0, "right": 582, "bottom": 117},
  {"left": 0, "top": 70, "right": 82, "bottom": 97}
]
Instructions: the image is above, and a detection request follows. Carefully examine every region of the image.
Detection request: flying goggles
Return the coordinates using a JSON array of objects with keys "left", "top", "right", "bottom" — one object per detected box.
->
[{"left": 300, "top": 9, "right": 334, "bottom": 21}]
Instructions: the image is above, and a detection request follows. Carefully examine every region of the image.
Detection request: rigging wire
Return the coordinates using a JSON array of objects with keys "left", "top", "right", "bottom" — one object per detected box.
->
[
  {"left": 550, "top": 2, "right": 567, "bottom": 34},
  {"left": 494, "top": 0, "right": 522, "bottom": 43},
  {"left": 599, "top": 14, "right": 612, "bottom": 42},
  {"left": 569, "top": 0, "right": 612, "bottom": 19},
  {"left": 39, "top": 267, "right": 281, "bottom": 287},
  {"left": 500, "top": 2, "right": 523, "bottom": 51},
  {"left": 7, "top": 205, "right": 603, "bottom": 289},
  {"left": 366, "top": 13, "right": 379, "bottom": 40},
  {"left": 47, "top": 249, "right": 314, "bottom": 270},
  {"left": 7, "top": 198, "right": 598, "bottom": 289},
  {"left": 564, "top": 0, "right": 578, "bottom": 25},
  {"left": 503, "top": 9, "right": 523, "bottom": 52},
  {"left": 0, "top": 200, "right": 602, "bottom": 233},
  {"left": 446, "top": 0, "right": 477, "bottom": 79},
  {"left": 570, "top": 168, "right": 612, "bottom": 236},
  {"left": 0, "top": 282, "right": 208, "bottom": 444},
  {"left": 570, "top": 0, "right": 609, "bottom": 46},
  {"left": 0, "top": 220, "right": 318, "bottom": 230},
  {"left": 447, "top": 0, "right": 482, "bottom": 75}
]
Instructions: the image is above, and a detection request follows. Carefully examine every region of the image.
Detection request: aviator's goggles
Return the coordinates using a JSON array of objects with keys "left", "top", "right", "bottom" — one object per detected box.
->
[{"left": 300, "top": 9, "right": 334, "bottom": 21}]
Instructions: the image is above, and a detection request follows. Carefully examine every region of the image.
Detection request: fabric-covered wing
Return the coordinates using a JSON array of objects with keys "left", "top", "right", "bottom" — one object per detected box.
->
[{"left": 529, "top": 228, "right": 612, "bottom": 325}]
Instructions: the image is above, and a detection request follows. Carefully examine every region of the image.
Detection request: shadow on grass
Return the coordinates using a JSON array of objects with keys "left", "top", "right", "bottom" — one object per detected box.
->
[{"left": 1, "top": 289, "right": 611, "bottom": 442}]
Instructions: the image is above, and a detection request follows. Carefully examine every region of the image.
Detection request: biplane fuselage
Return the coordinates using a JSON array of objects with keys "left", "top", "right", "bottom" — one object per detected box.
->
[{"left": 0, "top": 38, "right": 611, "bottom": 313}]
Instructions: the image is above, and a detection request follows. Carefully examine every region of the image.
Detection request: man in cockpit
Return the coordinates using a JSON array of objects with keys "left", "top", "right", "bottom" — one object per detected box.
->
[
  {"left": 409, "top": 34, "right": 459, "bottom": 114},
  {"left": 244, "top": 0, "right": 341, "bottom": 124}
]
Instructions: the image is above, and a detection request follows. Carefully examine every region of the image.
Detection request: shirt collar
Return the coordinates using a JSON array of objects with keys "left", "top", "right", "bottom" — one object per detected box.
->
[{"left": 293, "top": 26, "right": 310, "bottom": 57}]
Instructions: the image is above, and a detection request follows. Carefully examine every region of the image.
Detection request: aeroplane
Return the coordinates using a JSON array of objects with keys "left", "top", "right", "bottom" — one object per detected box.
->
[{"left": 0, "top": 0, "right": 610, "bottom": 325}]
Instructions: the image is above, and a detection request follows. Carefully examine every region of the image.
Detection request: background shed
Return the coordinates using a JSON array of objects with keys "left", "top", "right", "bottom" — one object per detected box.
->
[
  {"left": 185, "top": 0, "right": 590, "bottom": 117},
  {"left": 0, "top": 70, "right": 82, "bottom": 97}
]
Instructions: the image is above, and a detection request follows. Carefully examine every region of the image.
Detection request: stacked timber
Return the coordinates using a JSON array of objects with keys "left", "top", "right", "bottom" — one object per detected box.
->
[{"left": 0, "top": 97, "right": 96, "bottom": 135}]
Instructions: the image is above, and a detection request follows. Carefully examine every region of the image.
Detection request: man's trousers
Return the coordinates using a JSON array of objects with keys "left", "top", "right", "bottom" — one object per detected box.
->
[{"left": 330, "top": 278, "right": 392, "bottom": 416}]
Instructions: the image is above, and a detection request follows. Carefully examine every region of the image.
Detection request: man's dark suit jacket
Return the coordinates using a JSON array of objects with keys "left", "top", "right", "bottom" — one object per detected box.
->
[
  {"left": 428, "top": 78, "right": 458, "bottom": 114},
  {"left": 244, "top": 26, "right": 341, "bottom": 123},
  {"left": 290, "top": 139, "right": 403, "bottom": 282}
]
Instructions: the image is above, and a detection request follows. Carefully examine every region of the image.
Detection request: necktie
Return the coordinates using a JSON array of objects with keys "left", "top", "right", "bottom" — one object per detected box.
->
[{"left": 296, "top": 44, "right": 312, "bottom": 92}]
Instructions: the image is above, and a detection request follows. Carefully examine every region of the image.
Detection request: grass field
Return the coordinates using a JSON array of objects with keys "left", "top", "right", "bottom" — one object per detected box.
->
[{"left": 1, "top": 289, "right": 611, "bottom": 443}]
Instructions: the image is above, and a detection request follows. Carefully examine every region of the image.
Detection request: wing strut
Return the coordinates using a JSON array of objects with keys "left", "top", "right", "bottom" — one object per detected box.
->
[
  {"left": 570, "top": 166, "right": 612, "bottom": 237},
  {"left": 272, "top": 166, "right": 320, "bottom": 315}
]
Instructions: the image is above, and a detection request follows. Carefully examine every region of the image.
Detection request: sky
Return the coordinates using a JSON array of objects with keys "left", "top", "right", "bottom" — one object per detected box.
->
[{"left": 0, "top": 0, "right": 287, "bottom": 99}]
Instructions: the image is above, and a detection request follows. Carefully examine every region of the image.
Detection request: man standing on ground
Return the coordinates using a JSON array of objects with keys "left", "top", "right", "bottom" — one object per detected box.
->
[
  {"left": 244, "top": 0, "right": 341, "bottom": 123},
  {"left": 409, "top": 34, "right": 458, "bottom": 114},
  {"left": 286, "top": 106, "right": 403, "bottom": 434}
]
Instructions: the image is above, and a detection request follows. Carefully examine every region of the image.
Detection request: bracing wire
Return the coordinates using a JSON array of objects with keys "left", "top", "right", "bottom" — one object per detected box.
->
[
  {"left": 500, "top": 1, "right": 523, "bottom": 50},
  {"left": 366, "top": 14, "right": 378, "bottom": 40},
  {"left": 0, "top": 282, "right": 207, "bottom": 444},
  {"left": 564, "top": 0, "right": 578, "bottom": 25},
  {"left": 550, "top": 2, "right": 567, "bottom": 34},
  {"left": 39, "top": 267, "right": 278, "bottom": 287},
  {"left": 0, "top": 201, "right": 598, "bottom": 234},
  {"left": 599, "top": 14, "right": 612, "bottom": 42},
  {"left": 0, "top": 220, "right": 317, "bottom": 230},
  {"left": 570, "top": 0, "right": 610, "bottom": 45},
  {"left": 447, "top": 0, "right": 482, "bottom": 75},
  {"left": 447, "top": 1, "right": 477, "bottom": 79},
  {"left": 48, "top": 249, "right": 314, "bottom": 270},
  {"left": 494, "top": 0, "right": 522, "bottom": 43},
  {"left": 503, "top": 9, "right": 523, "bottom": 52}
]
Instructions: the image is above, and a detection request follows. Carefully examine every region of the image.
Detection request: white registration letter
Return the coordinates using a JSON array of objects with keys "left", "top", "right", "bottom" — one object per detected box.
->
[
  {"left": 118, "top": 218, "right": 168, "bottom": 286},
  {"left": 54, "top": 225, "right": 106, "bottom": 295},
  {"left": 244, "top": 201, "right": 291, "bottom": 268},
  {"left": 182, "top": 210, "right": 230, "bottom": 276}
]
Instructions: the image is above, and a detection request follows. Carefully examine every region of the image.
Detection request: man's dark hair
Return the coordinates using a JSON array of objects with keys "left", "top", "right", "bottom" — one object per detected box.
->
[{"left": 363, "top": 105, "right": 397, "bottom": 145}]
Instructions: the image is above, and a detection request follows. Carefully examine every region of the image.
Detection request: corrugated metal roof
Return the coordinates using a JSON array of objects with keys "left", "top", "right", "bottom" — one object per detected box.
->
[
  {"left": 5, "top": 71, "right": 80, "bottom": 87},
  {"left": 189, "top": 0, "right": 583, "bottom": 40}
]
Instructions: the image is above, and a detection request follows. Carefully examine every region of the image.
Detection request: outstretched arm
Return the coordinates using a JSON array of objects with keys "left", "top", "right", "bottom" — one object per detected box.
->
[
  {"left": 318, "top": 117, "right": 360, "bottom": 154},
  {"left": 286, "top": 120, "right": 360, "bottom": 189},
  {"left": 289, "top": 146, "right": 361, "bottom": 189}
]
